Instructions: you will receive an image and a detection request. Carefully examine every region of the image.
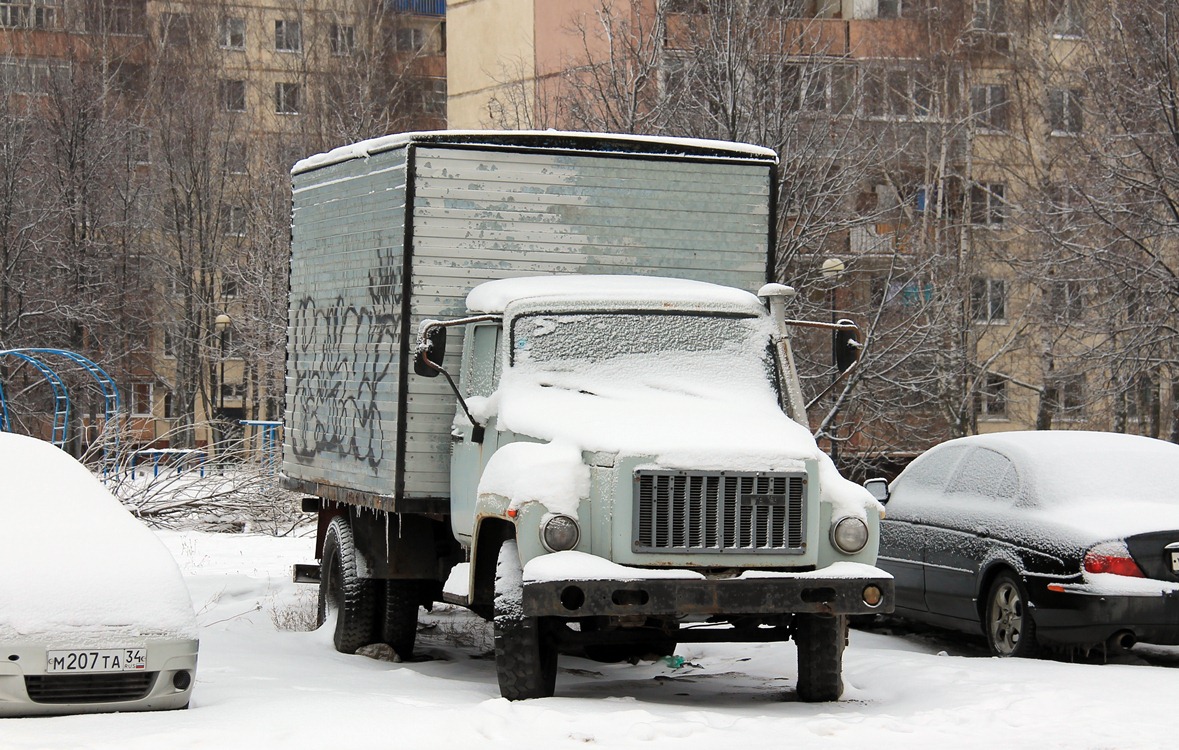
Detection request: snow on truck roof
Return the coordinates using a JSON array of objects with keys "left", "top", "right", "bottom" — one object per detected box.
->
[
  {"left": 292, "top": 130, "right": 779, "bottom": 175},
  {"left": 465, "top": 275, "right": 767, "bottom": 315}
]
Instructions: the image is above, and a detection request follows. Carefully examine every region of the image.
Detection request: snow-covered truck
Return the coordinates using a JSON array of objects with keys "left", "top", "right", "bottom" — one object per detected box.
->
[{"left": 284, "top": 131, "right": 892, "bottom": 702}]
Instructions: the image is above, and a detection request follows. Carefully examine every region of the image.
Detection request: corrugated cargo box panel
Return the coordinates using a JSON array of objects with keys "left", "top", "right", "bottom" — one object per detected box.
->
[{"left": 286, "top": 137, "right": 774, "bottom": 503}]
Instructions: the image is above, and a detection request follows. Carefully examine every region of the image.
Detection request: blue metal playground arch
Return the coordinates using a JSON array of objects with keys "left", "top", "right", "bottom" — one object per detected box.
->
[{"left": 0, "top": 348, "right": 122, "bottom": 454}]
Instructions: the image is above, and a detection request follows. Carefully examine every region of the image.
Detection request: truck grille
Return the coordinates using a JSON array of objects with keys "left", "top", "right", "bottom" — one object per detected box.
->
[
  {"left": 24, "top": 672, "right": 156, "bottom": 704},
  {"left": 633, "top": 471, "right": 806, "bottom": 554}
]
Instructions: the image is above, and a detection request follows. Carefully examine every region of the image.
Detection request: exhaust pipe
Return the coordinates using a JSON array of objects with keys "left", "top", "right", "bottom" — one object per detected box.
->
[{"left": 1107, "top": 630, "right": 1137, "bottom": 652}]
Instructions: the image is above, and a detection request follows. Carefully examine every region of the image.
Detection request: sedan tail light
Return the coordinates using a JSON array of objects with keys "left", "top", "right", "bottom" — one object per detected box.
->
[{"left": 1083, "top": 541, "right": 1146, "bottom": 577}]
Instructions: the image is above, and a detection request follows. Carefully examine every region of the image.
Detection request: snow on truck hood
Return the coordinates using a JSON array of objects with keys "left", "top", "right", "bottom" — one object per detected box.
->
[{"left": 0, "top": 433, "right": 198, "bottom": 643}]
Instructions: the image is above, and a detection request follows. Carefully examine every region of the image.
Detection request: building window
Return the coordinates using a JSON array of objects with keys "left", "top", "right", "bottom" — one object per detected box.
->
[
  {"left": 971, "top": 276, "right": 1006, "bottom": 322},
  {"left": 163, "top": 391, "right": 178, "bottom": 419},
  {"left": 129, "top": 127, "right": 151, "bottom": 165},
  {"left": 971, "top": 84, "right": 1008, "bottom": 131},
  {"left": 878, "top": 0, "right": 901, "bottom": 18},
  {"left": 0, "top": 0, "right": 28, "bottom": 27},
  {"left": 330, "top": 23, "right": 355, "bottom": 55},
  {"left": 105, "top": 0, "right": 139, "bottom": 34},
  {"left": 275, "top": 19, "right": 302, "bottom": 52},
  {"left": 864, "top": 68, "right": 933, "bottom": 120},
  {"left": 160, "top": 12, "right": 190, "bottom": 46},
  {"left": 221, "top": 205, "right": 246, "bottom": 236},
  {"left": 0, "top": 58, "right": 63, "bottom": 95},
  {"left": 1045, "top": 375, "right": 1084, "bottom": 420},
  {"left": 970, "top": 182, "right": 1006, "bottom": 225},
  {"left": 1049, "top": 279, "right": 1083, "bottom": 320},
  {"left": 972, "top": 0, "right": 1005, "bottom": 31},
  {"left": 419, "top": 77, "right": 446, "bottom": 115},
  {"left": 221, "top": 79, "right": 246, "bottom": 112},
  {"left": 1049, "top": 0, "right": 1083, "bottom": 37},
  {"left": 976, "top": 374, "right": 1008, "bottom": 419},
  {"left": 222, "top": 278, "right": 238, "bottom": 299},
  {"left": 131, "top": 382, "right": 153, "bottom": 417},
  {"left": 0, "top": 0, "right": 62, "bottom": 29},
  {"left": 225, "top": 141, "right": 248, "bottom": 174},
  {"left": 873, "top": 276, "right": 933, "bottom": 309},
  {"left": 783, "top": 64, "right": 854, "bottom": 114},
  {"left": 1048, "top": 88, "right": 1082, "bottom": 134},
  {"left": 395, "top": 26, "right": 425, "bottom": 51},
  {"left": 221, "top": 17, "right": 245, "bottom": 49},
  {"left": 275, "top": 82, "right": 300, "bottom": 114}
]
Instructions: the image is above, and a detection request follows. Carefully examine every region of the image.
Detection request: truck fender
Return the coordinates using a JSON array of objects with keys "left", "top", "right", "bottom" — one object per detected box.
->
[{"left": 468, "top": 516, "right": 516, "bottom": 620}]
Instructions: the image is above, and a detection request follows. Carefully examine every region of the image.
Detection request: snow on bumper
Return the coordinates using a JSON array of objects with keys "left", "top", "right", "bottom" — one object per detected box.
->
[{"left": 521, "top": 552, "right": 893, "bottom": 618}]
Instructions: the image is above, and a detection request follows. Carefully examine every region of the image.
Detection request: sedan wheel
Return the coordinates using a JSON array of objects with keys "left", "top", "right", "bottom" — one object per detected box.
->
[{"left": 985, "top": 572, "right": 1039, "bottom": 658}]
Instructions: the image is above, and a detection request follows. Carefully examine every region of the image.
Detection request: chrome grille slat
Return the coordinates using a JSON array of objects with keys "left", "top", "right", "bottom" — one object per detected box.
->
[{"left": 633, "top": 470, "right": 806, "bottom": 554}]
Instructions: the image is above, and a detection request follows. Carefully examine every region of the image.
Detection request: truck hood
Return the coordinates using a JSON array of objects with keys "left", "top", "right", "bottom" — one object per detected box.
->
[{"left": 470, "top": 377, "right": 876, "bottom": 521}]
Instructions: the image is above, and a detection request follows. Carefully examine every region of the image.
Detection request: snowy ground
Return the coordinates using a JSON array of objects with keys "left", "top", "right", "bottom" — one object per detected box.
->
[{"left": 2, "top": 529, "right": 1174, "bottom": 749}]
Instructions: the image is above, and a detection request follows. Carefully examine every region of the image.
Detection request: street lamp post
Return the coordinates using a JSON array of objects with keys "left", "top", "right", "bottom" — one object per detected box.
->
[
  {"left": 821, "top": 258, "right": 845, "bottom": 465},
  {"left": 214, "top": 313, "right": 231, "bottom": 444}
]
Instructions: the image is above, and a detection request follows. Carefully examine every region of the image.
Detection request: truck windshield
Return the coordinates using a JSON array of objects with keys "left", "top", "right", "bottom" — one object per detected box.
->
[{"left": 508, "top": 311, "right": 778, "bottom": 399}]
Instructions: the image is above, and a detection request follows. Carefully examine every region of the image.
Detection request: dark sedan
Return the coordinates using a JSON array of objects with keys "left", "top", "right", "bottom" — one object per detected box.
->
[{"left": 866, "top": 431, "right": 1179, "bottom": 657}]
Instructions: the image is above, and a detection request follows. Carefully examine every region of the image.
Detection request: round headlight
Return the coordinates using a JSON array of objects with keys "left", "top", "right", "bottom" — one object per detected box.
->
[
  {"left": 540, "top": 514, "right": 581, "bottom": 552},
  {"left": 831, "top": 516, "right": 869, "bottom": 554}
]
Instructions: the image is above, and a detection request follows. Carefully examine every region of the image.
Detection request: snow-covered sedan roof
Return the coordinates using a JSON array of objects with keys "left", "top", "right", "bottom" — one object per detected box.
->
[
  {"left": 293, "top": 129, "right": 779, "bottom": 175},
  {"left": 465, "top": 275, "right": 767, "bottom": 316},
  {"left": 0, "top": 433, "right": 197, "bottom": 643}
]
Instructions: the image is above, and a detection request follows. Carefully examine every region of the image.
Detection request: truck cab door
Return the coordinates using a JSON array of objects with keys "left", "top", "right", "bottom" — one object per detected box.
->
[{"left": 449, "top": 322, "right": 502, "bottom": 543}]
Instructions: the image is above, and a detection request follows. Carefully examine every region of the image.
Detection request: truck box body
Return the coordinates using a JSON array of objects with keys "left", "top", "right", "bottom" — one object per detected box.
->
[{"left": 283, "top": 132, "right": 779, "bottom": 510}]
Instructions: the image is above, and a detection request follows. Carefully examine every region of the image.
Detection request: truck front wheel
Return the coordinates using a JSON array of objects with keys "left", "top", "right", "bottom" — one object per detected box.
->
[
  {"left": 493, "top": 541, "right": 557, "bottom": 700},
  {"left": 794, "top": 613, "right": 846, "bottom": 702},
  {"left": 318, "top": 516, "right": 379, "bottom": 654}
]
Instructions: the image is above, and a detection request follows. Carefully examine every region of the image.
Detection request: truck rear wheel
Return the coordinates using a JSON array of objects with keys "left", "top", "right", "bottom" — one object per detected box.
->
[
  {"left": 493, "top": 541, "right": 557, "bottom": 700},
  {"left": 794, "top": 613, "right": 846, "bottom": 702},
  {"left": 318, "top": 516, "right": 379, "bottom": 654},
  {"left": 383, "top": 580, "right": 420, "bottom": 660}
]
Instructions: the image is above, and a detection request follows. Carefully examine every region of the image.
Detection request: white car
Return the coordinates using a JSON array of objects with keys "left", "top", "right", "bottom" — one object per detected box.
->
[{"left": 0, "top": 433, "right": 198, "bottom": 716}]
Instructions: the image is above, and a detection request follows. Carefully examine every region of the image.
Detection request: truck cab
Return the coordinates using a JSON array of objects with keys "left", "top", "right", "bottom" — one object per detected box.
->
[{"left": 417, "top": 275, "right": 891, "bottom": 701}]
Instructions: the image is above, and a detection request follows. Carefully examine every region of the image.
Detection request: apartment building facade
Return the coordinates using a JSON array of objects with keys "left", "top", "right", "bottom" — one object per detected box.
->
[
  {"left": 446, "top": 0, "right": 1178, "bottom": 471},
  {"left": 0, "top": 0, "right": 446, "bottom": 452}
]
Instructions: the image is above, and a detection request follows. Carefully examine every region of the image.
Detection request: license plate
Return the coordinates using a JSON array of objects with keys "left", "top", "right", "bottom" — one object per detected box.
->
[{"left": 46, "top": 648, "right": 146, "bottom": 673}]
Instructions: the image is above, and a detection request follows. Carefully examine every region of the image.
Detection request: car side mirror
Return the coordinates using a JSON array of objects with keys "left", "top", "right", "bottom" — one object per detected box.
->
[
  {"left": 864, "top": 477, "right": 890, "bottom": 504},
  {"left": 414, "top": 325, "right": 448, "bottom": 377}
]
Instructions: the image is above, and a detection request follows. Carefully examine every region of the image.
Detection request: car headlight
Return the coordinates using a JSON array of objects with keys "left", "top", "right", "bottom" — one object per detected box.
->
[
  {"left": 831, "top": 516, "right": 869, "bottom": 554},
  {"left": 540, "top": 514, "right": 581, "bottom": 552}
]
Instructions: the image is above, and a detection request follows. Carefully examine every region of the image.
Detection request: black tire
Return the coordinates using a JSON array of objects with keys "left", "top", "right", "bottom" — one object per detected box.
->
[
  {"left": 795, "top": 613, "right": 846, "bottom": 702},
  {"left": 493, "top": 541, "right": 557, "bottom": 700},
  {"left": 318, "top": 516, "right": 380, "bottom": 654},
  {"left": 985, "top": 571, "right": 1039, "bottom": 658},
  {"left": 383, "top": 579, "right": 421, "bottom": 660}
]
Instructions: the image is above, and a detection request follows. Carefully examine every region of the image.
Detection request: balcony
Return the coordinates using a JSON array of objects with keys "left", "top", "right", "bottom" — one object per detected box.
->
[{"left": 387, "top": 0, "right": 444, "bottom": 16}]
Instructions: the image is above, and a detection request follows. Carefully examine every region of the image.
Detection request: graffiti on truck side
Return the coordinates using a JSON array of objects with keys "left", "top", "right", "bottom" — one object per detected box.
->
[{"left": 288, "top": 248, "right": 402, "bottom": 472}]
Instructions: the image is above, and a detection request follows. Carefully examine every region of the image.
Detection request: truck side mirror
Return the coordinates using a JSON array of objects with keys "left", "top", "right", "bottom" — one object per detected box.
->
[
  {"left": 864, "top": 478, "right": 890, "bottom": 504},
  {"left": 414, "top": 325, "right": 448, "bottom": 377},
  {"left": 834, "top": 320, "right": 860, "bottom": 374}
]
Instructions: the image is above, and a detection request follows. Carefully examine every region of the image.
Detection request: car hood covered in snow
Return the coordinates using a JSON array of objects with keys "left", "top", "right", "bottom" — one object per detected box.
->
[{"left": 0, "top": 433, "right": 198, "bottom": 645}]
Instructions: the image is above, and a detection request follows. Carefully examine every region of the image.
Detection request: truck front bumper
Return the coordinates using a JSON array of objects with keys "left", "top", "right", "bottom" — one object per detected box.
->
[{"left": 522, "top": 568, "right": 894, "bottom": 619}]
